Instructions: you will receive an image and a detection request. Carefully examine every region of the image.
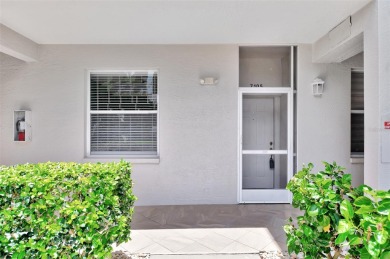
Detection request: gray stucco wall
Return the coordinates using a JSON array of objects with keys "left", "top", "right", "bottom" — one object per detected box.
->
[
  {"left": 0, "top": 45, "right": 239, "bottom": 205},
  {"left": 297, "top": 45, "right": 364, "bottom": 187},
  {"left": 0, "top": 44, "right": 365, "bottom": 205},
  {"left": 364, "top": 0, "right": 390, "bottom": 190}
]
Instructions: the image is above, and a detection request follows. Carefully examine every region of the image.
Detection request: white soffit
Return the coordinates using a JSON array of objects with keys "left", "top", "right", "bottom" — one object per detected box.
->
[{"left": 0, "top": 0, "right": 372, "bottom": 44}]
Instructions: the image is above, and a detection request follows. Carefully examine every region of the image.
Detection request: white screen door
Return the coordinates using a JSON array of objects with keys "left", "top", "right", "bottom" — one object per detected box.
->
[{"left": 238, "top": 88, "right": 293, "bottom": 203}]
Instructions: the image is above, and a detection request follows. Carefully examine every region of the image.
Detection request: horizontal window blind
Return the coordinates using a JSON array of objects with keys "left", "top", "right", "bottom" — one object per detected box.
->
[
  {"left": 91, "top": 71, "right": 157, "bottom": 111},
  {"left": 351, "top": 114, "right": 364, "bottom": 153},
  {"left": 351, "top": 70, "right": 364, "bottom": 156},
  {"left": 91, "top": 114, "right": 157, "bottom": 154},
  {"left": 351, "top": 71, "right": 364, "bottom": 110},
  {"left": 89, "top": 70, "right": 158, "bottom": 156}
]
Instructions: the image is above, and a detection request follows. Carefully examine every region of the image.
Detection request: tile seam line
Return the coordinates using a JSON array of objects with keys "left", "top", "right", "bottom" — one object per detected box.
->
[
  {"left": 174, "top": 240, "right": 216, "bottom": 254},
  {"left": 237, "top": 237, "right": 275, "bottom": 252},
  {"left": 132, "top": 214, "right": 166, "bottom": 229},
  {"left": 191, "top": 233, "right": 237, "bottom": 253},
  {"left": 137, "top": 238, "right": 175, "bottom": 253}
]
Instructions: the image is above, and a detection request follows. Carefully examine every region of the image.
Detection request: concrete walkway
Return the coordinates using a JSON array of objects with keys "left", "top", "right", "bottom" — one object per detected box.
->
[{"left": 114, "top": 204, "right": 300, "bottom": 258}]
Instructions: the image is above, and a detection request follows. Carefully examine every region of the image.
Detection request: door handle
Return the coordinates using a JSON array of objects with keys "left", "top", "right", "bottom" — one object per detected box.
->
[{"left": 269, "top": 155, "right": 275, "bottom": 169}]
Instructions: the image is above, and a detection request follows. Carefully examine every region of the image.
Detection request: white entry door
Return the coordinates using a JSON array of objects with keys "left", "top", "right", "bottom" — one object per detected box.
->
[
  {"left": 238, "top": 88, "right": 293, "bottom": 203},
  {"left": 242, "top": 97, "right": 274, "bottom": 189}
]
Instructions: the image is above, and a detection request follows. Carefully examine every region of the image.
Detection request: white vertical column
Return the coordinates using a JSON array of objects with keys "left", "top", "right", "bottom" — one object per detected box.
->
[
  {"left": 364, "top": 0, "right": 390, "bottom": 190},
  {"left": 364, "top": 1, "right": 380, "bottom": 188},
  {"left": 288, "top": 46, "right": 294, "bottom": 202},
  {"left": 378, "top": 0, "right": 390, "bottom": 189}
]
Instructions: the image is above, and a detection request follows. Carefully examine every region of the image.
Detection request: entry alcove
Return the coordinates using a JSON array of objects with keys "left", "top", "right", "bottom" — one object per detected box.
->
[
  {"left": 238, "top": 46, "right": 296, "bottom": 203},
  {"left": 239, "top": 46, "right": 292, "bottom": 88}
]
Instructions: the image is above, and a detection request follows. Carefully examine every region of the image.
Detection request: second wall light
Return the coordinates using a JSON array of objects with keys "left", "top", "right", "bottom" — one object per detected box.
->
[
  {"left": 312, "top": 78, "right": 325, "bottom": 96},
  {"left": 200, "top": 77, "right": 218, "bottom": 86}
]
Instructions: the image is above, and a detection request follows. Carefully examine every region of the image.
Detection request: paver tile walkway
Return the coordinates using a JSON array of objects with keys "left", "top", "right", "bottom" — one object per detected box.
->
[{"left": 114, "top": 204, "right": 300, "bottom": 257}]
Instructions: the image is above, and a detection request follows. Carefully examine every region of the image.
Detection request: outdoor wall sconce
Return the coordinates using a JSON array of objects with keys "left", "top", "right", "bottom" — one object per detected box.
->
[
  {"left": 312, "top": 78, "right": 325, "bottom": 96},
  {"left": 200, "top": 77, "right": 218, "bottom": 86}
]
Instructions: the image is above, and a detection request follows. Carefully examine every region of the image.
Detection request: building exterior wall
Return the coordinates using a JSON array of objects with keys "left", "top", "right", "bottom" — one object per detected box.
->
[
  {"left": 0, "top": 45, "right": 239, "bottom": 205},
  {"left": 364, "top": 1, "right": 380, "bottom": 189},
  {"left": 0, "top": 44, "right": 365, "bottom": 205},
  {"left": 0, "top": 24, "right": 39, "bottom": 62},
  {"left": 363, "top": 0, "right": 390, "bottom": 190},
  {"left": 378, "top": 0, "right": 390, "bottom": 190},
  {"left": 312, "top": 3, "right": 369, "bottom": 63},
  {"left": 297, "top": 45, "right": 364, "bottom": 187},
  {"left": 310, "top": 0, "right": 390, "bottom": 190}
]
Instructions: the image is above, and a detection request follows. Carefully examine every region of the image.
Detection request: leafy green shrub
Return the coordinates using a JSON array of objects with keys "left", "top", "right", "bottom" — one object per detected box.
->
[
  {"left": 0, "top": 161, "right": 136, "bottom": 258},
  {"left": 284, "top": 162, "right": 390, "bottom": 259}
]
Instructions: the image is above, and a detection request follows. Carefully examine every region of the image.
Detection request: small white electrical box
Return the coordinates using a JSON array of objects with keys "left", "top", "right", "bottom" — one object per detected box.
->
[{"left": 14, "top": 110, "right": 32, "bottom": 142}]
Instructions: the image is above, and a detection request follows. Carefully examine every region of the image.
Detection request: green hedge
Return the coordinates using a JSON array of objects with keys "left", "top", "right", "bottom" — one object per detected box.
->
[
  {"left": 284, "top": 162, "right": 390, "bottom": 259},
  {"left": 0, "top": 161, "right": 136, "bottom": 258}
]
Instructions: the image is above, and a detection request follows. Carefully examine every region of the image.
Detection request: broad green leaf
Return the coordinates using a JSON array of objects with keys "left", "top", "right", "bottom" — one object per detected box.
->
[
  {"left": 367, "top": 240, "right": 380, "bottom": 257},
  {"left": 340, "top": 200, "right": 354, "bottom": 220},
  {"left": 308, "top": 204, "right": 319, "bottom": 217},
  {"left": 362, "top": 185, "right": 373, "bottom": 192},
  {"left": 338, "top": 219, "right": 350, "bottom": 233},
  {"left": 322, "top": 179, "right": 332, "bottom": 189},
  {"left": 328, "top": 192, "right": 337, "bottom": 200},
  {"left": 17, "top": 251, "right": 26, "bottom": 259},
  {"left": 283, "top": 225, "right": 293, "bottom": 234},
  {"left": 356, "top": 205, "right": 375, "bottom": 214},
  {"left": 360, "top": 248, "right": 372, "bottom": 259},
  {"left": 374, "top": 230, "right": 388, "bottom": 245},
  {"left": 376, "top": 191, "right": 390, "bottom": 199},
  {"left": 328, "top": 203, "right": 336, "bottom": 210},
  {"left": 303, "top": 225, "right": 313, "bottom": 237},
  {"left": 342, "top": 174, "right": 352, "bottom": 184},
  {"left": 335, "top": 232, "right": 348, "bottom": 245},
  {"left": 378, "top": 199, "right": 390, "bottom": 215},
  {"left": 348, "top": 236, "right": 362, "bottom": 245},
  {"left": 380, "top": 251, "right": 390, "bottom": 259},
  {"left": 320, "top": 215, "right": 330, "bottom": 228},
  {"left": 354, "top": 196, "right": 373, "bottom": 207}
]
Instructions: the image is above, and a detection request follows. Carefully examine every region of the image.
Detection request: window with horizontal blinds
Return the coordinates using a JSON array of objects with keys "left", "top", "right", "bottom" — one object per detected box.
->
[
  {"left": 351, "top": 70, "right": 364, "bottom": 157},
  {"left": 91, "top": 114, "right": 157, "bottom": 154},
  {"left": 90, "top": 71, "right": 157, "bottom": 111},
  {"left": 351, "top": 71, "right": 364, "bottom": 110},
  {"left": 351, "top": 113, "right": 364, "bottom": 153},
  {"left": 89, "top": 70, "right": 158, "bottom": 156}
]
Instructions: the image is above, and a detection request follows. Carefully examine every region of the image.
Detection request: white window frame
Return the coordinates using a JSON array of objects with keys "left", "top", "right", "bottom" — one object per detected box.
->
[
  {"left": 86, "top": 69, "right": 159, "bottom": 159},
  {"left": 350, "top": 68, "right": 364, "bottom": 164}
]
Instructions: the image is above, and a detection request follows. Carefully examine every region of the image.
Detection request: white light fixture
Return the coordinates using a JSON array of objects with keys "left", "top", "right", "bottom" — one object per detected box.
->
[
  {"left": 200, "top": 77, "right": 218, "bottom": 86},
  {"left": 312, "top": 78, "right": 325, "bottom": 96}
]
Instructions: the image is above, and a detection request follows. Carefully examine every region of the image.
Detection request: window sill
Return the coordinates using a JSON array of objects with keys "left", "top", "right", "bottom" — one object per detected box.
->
[
  {"left": 83, "top": 156, "right": 160, "bottom": 164},
  {"left": 350, "top": 157, "right": 364, "bottom": 164}
]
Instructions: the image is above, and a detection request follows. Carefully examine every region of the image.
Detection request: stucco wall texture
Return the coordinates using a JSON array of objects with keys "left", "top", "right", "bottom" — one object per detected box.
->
[
  {"left": 0, "top": 44, "right": 364, "bottom": 205},
  {"left": 0, "top": 45, "right": 239, "bottom": 205},
  {"left": 296, "top": 46, "right": 364, "bottom": 187}
]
